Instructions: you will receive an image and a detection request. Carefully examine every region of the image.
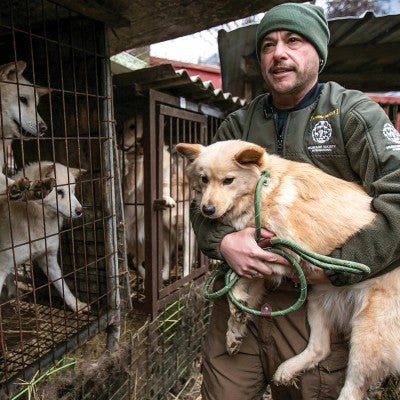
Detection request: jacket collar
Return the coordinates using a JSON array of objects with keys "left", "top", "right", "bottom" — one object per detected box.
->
[{"left": 263, "top": 82, "right": 324, "bottom": 118}]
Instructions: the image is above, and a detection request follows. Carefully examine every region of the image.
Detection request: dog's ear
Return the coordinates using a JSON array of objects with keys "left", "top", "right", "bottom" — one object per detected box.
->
[
  {"left": 175, "top": 143, "right": 203, "bottom": 162},
  {"left": 40, "top": 164, "right": 55, "bottom": 179},
  {"left": 70, "top": 168, "right": 87, "bottom": 180},
  {"left": 35, "top": 85, "right": 52, "bottom": 97},
  {"left": 234, "top": 144, "right": 265, "bottom": 167},
  {"left": 0, "top": 60, "right": 27, "bottom": 81}
]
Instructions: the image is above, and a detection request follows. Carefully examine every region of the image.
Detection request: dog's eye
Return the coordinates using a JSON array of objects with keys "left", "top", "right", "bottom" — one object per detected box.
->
[
  {"left": 19, "top": 96, "right": 28, "bottom": 105},
  {"left": 201, "top": 176, "right": 208, "bottom": 184},
  {"left": 223, "top": 177, "right": 234, "bottom": 185},
  {"left": 57, "top": 189, "right": 64, "bottom": 198}
]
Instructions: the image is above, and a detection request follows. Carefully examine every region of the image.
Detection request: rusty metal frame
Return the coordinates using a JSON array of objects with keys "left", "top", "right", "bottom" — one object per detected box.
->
[{"left": 127, "top": 89, "right": 209, "bottom": 317}]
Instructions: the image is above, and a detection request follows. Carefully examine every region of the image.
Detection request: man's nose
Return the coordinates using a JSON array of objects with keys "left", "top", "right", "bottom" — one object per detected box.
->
[{"left": 272, "top": 41, "right": 288, "bottom": 59}]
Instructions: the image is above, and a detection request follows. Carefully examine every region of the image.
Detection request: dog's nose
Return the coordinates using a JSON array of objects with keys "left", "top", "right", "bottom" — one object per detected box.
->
[
  {"left": 202, "top": 204, "right": 215, "bottom": 216},
  {"left": 39, "top": 121, "right": 47, "bottom": 133},
  {"left": 75, "top": 207, "right": 83, "bottom": 217}
]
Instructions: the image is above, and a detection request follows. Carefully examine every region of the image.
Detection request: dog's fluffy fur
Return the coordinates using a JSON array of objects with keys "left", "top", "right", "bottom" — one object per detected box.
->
[
  {"left": 176, "top": 139, "right": 400, "bottom": 400},
  {"left": 0, "top": 61, "right": 49, "bottom": 193},
  {"left": 119, "top": 116, "right": 194, "bottom": 281},
  {"left": 0, "top": 161, "right": 89, "bottom": 313}
]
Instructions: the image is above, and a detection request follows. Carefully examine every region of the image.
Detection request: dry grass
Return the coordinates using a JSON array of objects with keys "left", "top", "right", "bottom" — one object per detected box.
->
[
  {"left": 167, "top": 370, "right": 202, "bottom": 400},
  {"left": 8, "top": 294, "right": 400, "bottom": 400}
]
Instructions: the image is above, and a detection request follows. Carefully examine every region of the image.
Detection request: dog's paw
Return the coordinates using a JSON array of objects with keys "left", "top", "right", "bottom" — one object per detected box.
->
[
  {"left": 30, "top": 177, "right": 56, "bottom": 199},
  {"left": 226, "top": 330, "right": 243, "bottom": 355},
  {"left": 153, "top": 196, "right": 176, "bottom": 210},
  {"left": 273, "top": 362, "right": 302, "bottom": 387},
  {"left": 163, "top": 196, "right": 176, "bottom": 208},
  {"left": 75, "top": 300, "right": 91, "bottom": 314},
  {"left": 162, "top": 267, "right": 170, "bottom": 281},
  {"left": 8, "top": 177, "right": 31, "bottom": 200},
  {"left": 232, "top": 303, "right": 247, "bottom": 323}
]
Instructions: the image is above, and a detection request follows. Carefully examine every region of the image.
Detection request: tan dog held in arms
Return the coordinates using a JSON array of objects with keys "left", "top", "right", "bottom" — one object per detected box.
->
[
  {"left": 0, "top": 61, "right": 49, "bottom": 194},
  {"left": 120, "top": 116, "right": 194, "bottom": 281},
  {"left": 0, "top": 161, "right": 89, "bottom": 313},
  {"left": 176, "top": 139, "right": 400, "bottom": 400}
]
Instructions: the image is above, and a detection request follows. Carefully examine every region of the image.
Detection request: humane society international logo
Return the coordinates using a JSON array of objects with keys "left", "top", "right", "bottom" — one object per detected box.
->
[
  {"left": 312, "top": 120, "right": 332, "bottom": 144},
  {"left": 308, "top": 119, "right": 335, "bottom": 153}
]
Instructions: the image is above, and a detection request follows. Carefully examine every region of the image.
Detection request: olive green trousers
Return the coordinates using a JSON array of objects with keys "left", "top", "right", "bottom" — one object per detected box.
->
[{"left": 201, "top": 285, "right": 349, "bottom": 400}]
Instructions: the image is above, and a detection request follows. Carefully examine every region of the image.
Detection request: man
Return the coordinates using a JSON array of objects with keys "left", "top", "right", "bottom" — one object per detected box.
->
[{"left": 190, "top": 3, "right": 400, "bottom": 400}]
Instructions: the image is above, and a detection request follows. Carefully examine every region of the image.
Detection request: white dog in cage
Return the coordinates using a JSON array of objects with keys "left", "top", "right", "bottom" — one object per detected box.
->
[
  {"left": 169, "top": 149, "right": 197, "bottom": 277},
  {"left": 0, "top": 60, "right": 49, "bottom": 193},
  {"left": 0, "top": 161, "right": 89, "bottom": 313},
  {"left": 119, "top": 116, "right": 195, "bottom": 281}
]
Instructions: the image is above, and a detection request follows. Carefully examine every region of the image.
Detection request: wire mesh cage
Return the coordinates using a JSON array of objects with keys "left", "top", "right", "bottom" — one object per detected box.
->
[{"left": 0, "top": 0, "right": 120, "bottom": 397}]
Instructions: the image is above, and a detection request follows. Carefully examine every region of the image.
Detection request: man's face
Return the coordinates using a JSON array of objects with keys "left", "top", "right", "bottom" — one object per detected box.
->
[{"left": 259, "top": 30, "right": 320, "bottom": 100}]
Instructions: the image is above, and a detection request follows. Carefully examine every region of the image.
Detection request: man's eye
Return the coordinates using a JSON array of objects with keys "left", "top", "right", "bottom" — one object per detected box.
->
[
  {"left": 262, "top": 42, "right": 275, "bottom": 52},
  {"left": 223, "top": 177, "right": 234, "bottom": 185},
  {"left": 288, "top": 36, "right": 303, "bottom": 47},
  {"left": 201, "top": 176, "right": 208, "bottom": 184}
]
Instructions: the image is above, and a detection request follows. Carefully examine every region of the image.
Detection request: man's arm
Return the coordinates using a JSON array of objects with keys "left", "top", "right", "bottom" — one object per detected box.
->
[
  {"left": 327, "top": 99, "right": 400, "bottom": 285},
  {"left": 190, "top": 198, "right": 235, "bottom": 260}
]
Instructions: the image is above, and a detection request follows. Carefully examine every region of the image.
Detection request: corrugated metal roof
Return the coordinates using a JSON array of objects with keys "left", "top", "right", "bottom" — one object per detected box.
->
[
  {"left": 323, "top": 12, "right": 400, "bottom": 90},
  {"left": 218, "top": 12, "right": 400, "bottom": 99},
  {"left": 113, "top": 63, "right": 246, "bottom": 114}
]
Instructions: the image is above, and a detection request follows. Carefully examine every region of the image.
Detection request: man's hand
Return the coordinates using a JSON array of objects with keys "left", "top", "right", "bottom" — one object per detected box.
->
[
  {"left": 220, "top": 227, "right": 290, "bottom": 279},
  {"left": 220, "top": 227, "right": 332, "bottom": 285}
]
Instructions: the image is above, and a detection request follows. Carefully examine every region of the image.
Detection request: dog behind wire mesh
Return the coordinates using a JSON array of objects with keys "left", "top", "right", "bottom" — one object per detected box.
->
[
  {"left": 0, "top": 161, "right": 89, "bottom": 313},
  {"left": 118, "top": 116, "right": 195, "bottom": 282}
]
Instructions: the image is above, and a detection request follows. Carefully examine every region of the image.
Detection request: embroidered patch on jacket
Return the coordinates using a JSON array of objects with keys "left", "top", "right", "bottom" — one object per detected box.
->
[
  {"left": 382, "top": 123, "right": 400, "bottom": 150},
  {"left": 312, "top": 120, "right": 332, "bottom": 143},
  {"left": 308, "top": 119, "right": 335, "bottom": 153},
  {"left": 308, "top": 109, "right": 339, "bottom": 154}
]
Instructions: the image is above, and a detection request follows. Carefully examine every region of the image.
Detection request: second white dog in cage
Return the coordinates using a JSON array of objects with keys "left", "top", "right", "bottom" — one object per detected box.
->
[
  {"left": 0, "top": 161, "right": 89, "bottom": 313},
  {"left": 120, "top": 115, "right": 195, "bottom": 282}
]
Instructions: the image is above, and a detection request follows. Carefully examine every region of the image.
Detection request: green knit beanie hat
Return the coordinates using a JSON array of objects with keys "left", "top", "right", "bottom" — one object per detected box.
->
[{"left": 256, "top": 3, "right": 330, "bottom": 70}]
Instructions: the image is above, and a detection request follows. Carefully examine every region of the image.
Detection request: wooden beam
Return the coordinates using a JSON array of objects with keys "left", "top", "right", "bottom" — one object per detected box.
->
[
  {"left": 108, "top": 0, "right": 306, "bottom": 55},
  {"left": 53, "top": 0, "right": 130, "bottom": 27}
]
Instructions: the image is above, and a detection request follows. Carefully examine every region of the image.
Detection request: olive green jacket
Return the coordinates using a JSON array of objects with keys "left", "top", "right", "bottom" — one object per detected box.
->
[{"left": 191, "top": 81, "right": 400, "bottom": 286}]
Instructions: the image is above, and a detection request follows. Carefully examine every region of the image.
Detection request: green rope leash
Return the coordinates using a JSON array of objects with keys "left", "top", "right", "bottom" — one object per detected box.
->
[{"left": 203, "top": 170, "right": 371, "bottom": 317}]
